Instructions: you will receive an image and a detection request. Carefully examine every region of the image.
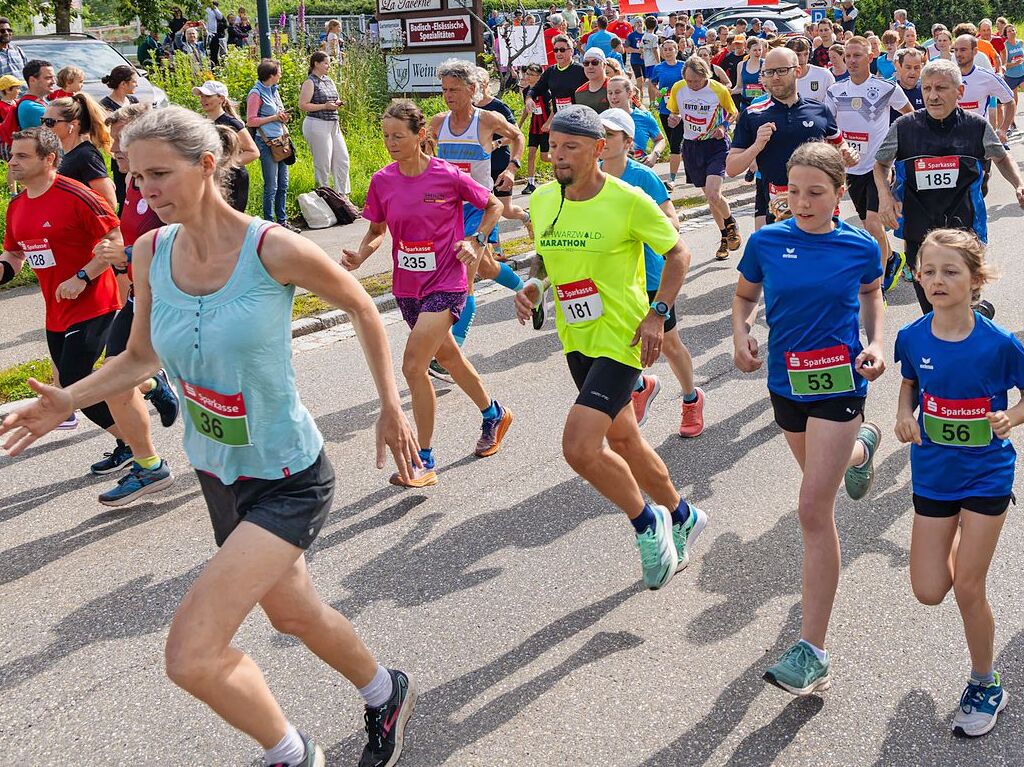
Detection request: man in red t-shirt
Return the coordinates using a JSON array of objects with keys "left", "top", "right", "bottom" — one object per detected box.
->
[
  {"left": 606, "top": 9, "right": 632, "bottom": 40},
  {"left": 0, "top": 127, "right": 160, "bottom": 482},
  {"left": 543, "top": 13, "right": 565, "bottom": 66}
]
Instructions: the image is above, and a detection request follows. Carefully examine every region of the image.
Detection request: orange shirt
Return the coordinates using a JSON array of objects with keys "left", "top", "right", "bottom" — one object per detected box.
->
[{"left": 977, "top": 39, "right": 998, "bottom": 69}]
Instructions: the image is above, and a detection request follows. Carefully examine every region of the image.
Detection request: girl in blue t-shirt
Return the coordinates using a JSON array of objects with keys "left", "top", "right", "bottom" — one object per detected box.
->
[
  {"left": 650, "top": 38, "right": 685, "bottom": 188},
  {"left": 894, "top": 228, "right": 1024, "bottom": 739},
  {"left": 733, "top": 142, "right": 885, "bottom": 698}
]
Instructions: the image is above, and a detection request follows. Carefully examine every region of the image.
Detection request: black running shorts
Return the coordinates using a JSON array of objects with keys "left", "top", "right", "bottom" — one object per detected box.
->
[
  {"left": 846, "top": 171, "right": 879, "bottom": 221},
  {"left": 769, "top": 391, "right": 865, "bottom": 433},
  {"left": 913, "top": 493, "right": 1014, "bottom": 518},
  {"left": 196, "top": 449, "right": 335, "bottom": 549},
  {"left": 566, "top": 352, "right": 641, "bottom": 418}
]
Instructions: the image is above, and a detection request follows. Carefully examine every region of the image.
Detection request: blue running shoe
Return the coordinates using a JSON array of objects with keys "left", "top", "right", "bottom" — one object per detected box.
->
[
  {"left": 90, "top": 439, "right": 134, "bottom": 475},
  {"left": 98, "top": 460, "right": 174, "bottom": 506},
  {"left": 902, "top": 264, "right": 915, "bottom": 283},
  {"left": 145, "top": 369, "right": 180, "bottom": 428},
  {"left": 884, "top": 251, "right": 906, "bottom": 293},
  {"left": 763, "top": 641, "right": 831, "bottom": 696},
  {"left": 953, "top": 673, "right": 1008, "bottom": 737}
]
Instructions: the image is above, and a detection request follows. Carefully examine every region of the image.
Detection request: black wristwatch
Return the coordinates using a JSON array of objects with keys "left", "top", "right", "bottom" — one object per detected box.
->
[
  {"left": 510, "top": 158, "right": 522, "bottom": 168},
  {"left": 76, "top": 269, "right": 92, "bottom": 286}
]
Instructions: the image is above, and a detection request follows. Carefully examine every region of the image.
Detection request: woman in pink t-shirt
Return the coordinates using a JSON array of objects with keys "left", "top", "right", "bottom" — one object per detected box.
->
[{"left": 343, "top": 101, "right": 514, "bottom": 487}]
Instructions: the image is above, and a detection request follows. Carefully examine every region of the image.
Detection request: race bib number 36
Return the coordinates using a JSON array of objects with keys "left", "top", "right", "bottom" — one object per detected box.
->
[
  {"left": 182, "top": 381, "right": 252, "bottom": 447},
  {"left": 397, "top": 241, "right": 437, "bottom": 272},
  {"left": 786, "top": 345, "right": 856, "bottom": 395},
  {"left": 922, "top": 392, "right": 992, "bottom": 447},
  {"left": 556, "top": 278, "right": 604, "bottom": 324},
  {"left": 20, "top": 239, "right": 56, "bottom": 269},
  {"left": 914, "top": 156, "right": 959, "bottom": 190}
]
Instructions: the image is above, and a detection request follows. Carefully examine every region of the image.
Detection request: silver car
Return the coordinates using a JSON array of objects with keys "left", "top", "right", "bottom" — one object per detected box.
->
[{"left": 15, "top": 33, "right": 169, "bottom": 108}]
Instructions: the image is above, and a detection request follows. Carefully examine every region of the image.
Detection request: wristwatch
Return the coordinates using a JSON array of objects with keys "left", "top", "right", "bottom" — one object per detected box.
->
[
  {"left": 76, "top": 269, "right": 92, "bottom": 285},
  {"left": 650, "top": 300, "right": 670, "bottom": 317},
  {"left": 510, "top": 158, "right": 522, "bottom": 168},
  {"left": 470, "top": 231, "right": 488, "bottom": 247}
]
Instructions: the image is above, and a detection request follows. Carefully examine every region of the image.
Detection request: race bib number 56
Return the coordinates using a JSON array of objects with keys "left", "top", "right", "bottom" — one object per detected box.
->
[
  {"left": 786, "top": 345, "right": 856, "bottom": 396},
  {"left": 182, "top": 381, "right": 252, "bottom": 447},
  {"left": 922, "top": 392, "right": 992, "bottom": 447},
  {"left": 556, "top": 278, "right": 604, "bottom": 324}
]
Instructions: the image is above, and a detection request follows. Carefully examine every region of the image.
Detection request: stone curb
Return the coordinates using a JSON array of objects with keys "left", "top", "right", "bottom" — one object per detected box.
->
[{"left": 290, "top": 189, "right": 757, "bottom": 339}]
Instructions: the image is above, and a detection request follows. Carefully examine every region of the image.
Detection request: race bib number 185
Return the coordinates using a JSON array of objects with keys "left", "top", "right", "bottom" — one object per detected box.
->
[{"left": 914, "top": 156, "right": 959, "bottom": 190}]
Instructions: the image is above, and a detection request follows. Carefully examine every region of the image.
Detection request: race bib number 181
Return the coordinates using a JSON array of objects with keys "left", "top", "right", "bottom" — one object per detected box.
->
[{"left": 556, "top": 278, "right": 604, "bottom": 324}]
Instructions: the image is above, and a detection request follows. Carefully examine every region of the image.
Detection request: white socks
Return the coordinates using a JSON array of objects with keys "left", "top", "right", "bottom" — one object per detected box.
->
[
  {"left": 358, "top": 664, "right": 394, "bottom": 708},
  {"left": 264, "top": 723, "right": 304, "bottom": 766}
]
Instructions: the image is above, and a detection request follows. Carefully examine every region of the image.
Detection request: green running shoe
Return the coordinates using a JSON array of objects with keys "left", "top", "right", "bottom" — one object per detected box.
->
[
  {"left": 844, "top": 421, "right": 881, "bottom": 501},
  {"left": 672, "top": 504, "right": 708, "bottom": 572},
  {"left": 636, "top": 504, "right": 678, "bottom": 590},
  {"left": 763, "top": 641, "right": 831, "bottom": 696}
]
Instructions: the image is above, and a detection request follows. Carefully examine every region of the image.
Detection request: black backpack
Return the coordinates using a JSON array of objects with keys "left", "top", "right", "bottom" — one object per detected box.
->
[{"left": 314, "top": 187, "right": 361, "bottom": 225}]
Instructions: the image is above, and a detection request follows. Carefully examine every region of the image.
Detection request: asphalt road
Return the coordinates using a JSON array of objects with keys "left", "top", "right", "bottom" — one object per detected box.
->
[{"left": 3, "top": 150, "right": 1024, "bottom": 766}]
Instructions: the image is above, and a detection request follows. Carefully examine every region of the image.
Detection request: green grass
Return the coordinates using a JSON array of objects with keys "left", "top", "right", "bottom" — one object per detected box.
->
[{"left": 0, "top": 359, "right": 53, "bottom": 404}]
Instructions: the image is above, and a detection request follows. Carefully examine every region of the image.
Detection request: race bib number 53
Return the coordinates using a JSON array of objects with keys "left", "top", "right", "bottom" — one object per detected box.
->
[
  {"left": 786, "top": 345, "right": 856, "bottom": 395},
  {"left": 922, "top": 392, "right": 992, "bottom": 447},
  {"left": 182, "top": 381, "right": 252, "bottom": 447},
  {"left": 556, "top": 278, "right": 604, "bottom": 324}
]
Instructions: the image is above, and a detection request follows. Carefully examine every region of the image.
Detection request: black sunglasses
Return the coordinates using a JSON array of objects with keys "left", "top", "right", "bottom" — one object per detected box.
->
[
  {"left": 553, "top": 46, "right": 571, "bottom": 52},
  {"left": 40, "top": 117, "right": 67, "bottom": 128}
]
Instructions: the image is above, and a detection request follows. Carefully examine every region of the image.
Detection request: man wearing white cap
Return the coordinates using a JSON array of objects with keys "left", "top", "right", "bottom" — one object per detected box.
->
[
  {"left": 598, "top": 107, "right": 707, "bottom": 439},
  {"left": 575, "top": 47, "right": 610, "bottom": 111},
  {"left": 513, "top": 104, "right": 706, "bottom": 592},
  {"left": 763, "top": 20, "right": 778, "bottom": 38}
]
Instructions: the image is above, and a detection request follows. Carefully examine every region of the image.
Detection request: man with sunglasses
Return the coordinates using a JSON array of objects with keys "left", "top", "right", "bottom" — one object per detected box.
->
[
  {"left": 15, "top": 59, "right": 53, "bottom": 130},
  {"left": 575, "top": 47, "right": 610, "bottom": 112},
  {"left": 524, "top": 35, "right": 586, "bottom": 129},
  {"left": 0, "top": 17, "right": 26, "bottom": 80},
  {"left": 726, "top": 47, "right": 856, "bottom": 228}
]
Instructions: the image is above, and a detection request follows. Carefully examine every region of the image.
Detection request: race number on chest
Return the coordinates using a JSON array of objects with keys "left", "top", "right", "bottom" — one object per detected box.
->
[
  {"left": 914, "top": 156, "right": 959, "bottom": 190},
  {"left": 556, "top": 278, "right": 604, "bottom": 324},
  {"left": 397, "top": 241, "right": 437, "bottom": 272},
  {"left": 922, "top": 392, "right": 992, "bottom": 447},
  {"left": 182, "top": 380, "right": 252, "bottom": 447},
  {"left": 20, "top": 239, "right": 56, "bottom": 270},
  {"left": 785, "top": 345, "right": 856, "bottom": 396}
]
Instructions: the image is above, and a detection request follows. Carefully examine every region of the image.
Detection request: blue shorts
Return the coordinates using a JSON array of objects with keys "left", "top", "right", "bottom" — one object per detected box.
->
[
  {"left": 682, "top": 138, "right": 728, "bottom": 188},
  {"left": 1004, "top": 72, "right": 1024, "bottom": 90},
  {"left": 463, "top": 203, "right": 499, "bottom": 245}
]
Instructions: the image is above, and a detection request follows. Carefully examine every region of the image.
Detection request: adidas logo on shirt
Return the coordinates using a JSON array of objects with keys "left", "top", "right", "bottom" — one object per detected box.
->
[{"left": 42, "top": 221, "right": 51, "bottom": 227}]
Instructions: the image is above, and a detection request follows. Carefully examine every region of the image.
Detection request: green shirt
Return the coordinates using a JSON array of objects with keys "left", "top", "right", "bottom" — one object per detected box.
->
[
  {"left": 137, "top": 36, "right": 160, "bottom": 68},
  {"left": 531, "top": 175, "right": 679, "bottom": 369}
]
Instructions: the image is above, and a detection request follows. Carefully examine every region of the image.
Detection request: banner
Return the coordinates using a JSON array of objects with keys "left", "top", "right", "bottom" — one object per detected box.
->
[
  {"left": 618, "top": 0, "right": 781, "bottom": 14},
  {"left": 494, "top": 26, "right": 548, "bottom": 68}
]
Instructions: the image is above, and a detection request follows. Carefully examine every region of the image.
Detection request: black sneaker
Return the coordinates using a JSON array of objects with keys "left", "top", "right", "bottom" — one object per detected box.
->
[
  {"left": 145, "top": 369, "right": 180, "bottom": 428},
  {"left": 974, "top": 300, "right": 995, "bottom": 320},
  {"left": 522, "top": 182, "right": 537, "bottom": 194},
  {"left": 744, "top": 169, "right": 756, "bottom": 183},
  {"left": 90, "top": 439, "right": 134, "bottom": 475},
  {"left": 359, "top": 669, "right": 416, "bottom": 767},
  {"left": 268, "top": 731, "right": 325, "bottom": 767}
]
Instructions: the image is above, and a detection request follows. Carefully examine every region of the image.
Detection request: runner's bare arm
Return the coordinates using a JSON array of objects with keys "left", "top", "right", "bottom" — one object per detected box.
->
[
  {"left": 650, "top": 236, "right": 689, "bottom": 308},
  {"left": 261, "top": 227, "right": 420, "bottom": 478},
  {"left": 341, "top": 220, "right": 388, "bottom": 270},
  {"left": 1, "top": 231, "right": 163, "bottom": 456},
  {"left": 658, "top": 199, "right": 681, "bottom": 229},
  {"left": 485, "top": 111, "right": 526, "bottom": 190},
  {"left": 855, "top": 278, "right": 885, "bottom": 381},
  {"left": 873, "top": 159, "right": 901, "bottom": 229},
  {"left": 427, "top": 114, "right": 445, "bottom": 154},
  {"left": 82, "top": 227, "right": 125, "bottom": 279},
  {"left": 732, "top": 276, "right": 763, "bottom": 372},
  {"left": 894, "top": 378, "right": 922, "bottom": 445}
]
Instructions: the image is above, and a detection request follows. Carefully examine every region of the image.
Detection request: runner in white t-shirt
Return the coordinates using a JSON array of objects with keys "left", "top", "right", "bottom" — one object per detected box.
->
[
  {"left": 825, "top": 37, "right": 913, "bottom": 294},
  {"left": 955, "top": 33, "right": 1015, "bottom": 141},
  {"left": 786, "top": 37, "right": 835, "bottom": 104}
]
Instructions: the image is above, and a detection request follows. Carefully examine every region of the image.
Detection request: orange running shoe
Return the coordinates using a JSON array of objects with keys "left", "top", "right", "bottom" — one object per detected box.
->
[
  {"left": 475, "top": 402, "right": 513, "bottom": 457},
  {"left": 679, "top": 387, "right": 706, "bottom": 438}
]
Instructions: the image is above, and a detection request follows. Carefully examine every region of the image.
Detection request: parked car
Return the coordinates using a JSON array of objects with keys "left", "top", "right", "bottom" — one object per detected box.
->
[
  {"left": 704, "top": 4, "right": 812, "bottom": 36},
  {"left": 15, "top": 33, "right": 169, "bottom": 108}
]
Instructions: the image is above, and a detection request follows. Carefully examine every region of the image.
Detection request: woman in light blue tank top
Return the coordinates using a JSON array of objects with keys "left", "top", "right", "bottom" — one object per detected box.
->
[{"left": 0, "top": 105, "right": 420, "bottom": 765}]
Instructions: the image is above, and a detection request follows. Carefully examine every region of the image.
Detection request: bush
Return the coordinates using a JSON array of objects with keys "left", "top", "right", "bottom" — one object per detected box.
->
[{"left": 853, "top": 0, "right": 996, "bottom": 36}]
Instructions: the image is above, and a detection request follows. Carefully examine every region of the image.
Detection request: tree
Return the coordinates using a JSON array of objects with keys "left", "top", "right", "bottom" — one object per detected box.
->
[
  {"left": 5, "top": 0, "right": 202, "bottom": 35},
  {"left": 462, "top": 1, "right": 542, "bottom": 95}
]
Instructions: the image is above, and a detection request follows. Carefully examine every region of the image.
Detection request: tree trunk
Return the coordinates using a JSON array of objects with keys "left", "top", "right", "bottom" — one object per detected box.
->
[{"left": 55, "top": 0, "right": 72, "bottom": 34}]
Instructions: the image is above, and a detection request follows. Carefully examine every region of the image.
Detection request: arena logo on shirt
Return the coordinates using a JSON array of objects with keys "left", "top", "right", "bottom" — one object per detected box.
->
[{"left": 423, "top": 192, "right": 447, "bottom": 204}]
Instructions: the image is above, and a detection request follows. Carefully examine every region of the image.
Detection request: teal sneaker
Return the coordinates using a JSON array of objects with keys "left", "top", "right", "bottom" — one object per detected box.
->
[
  {"left": 763, "top": 641, "right": 831, "bottom": 696},
  {"left": 672, "top": 504, "right": 708, "bottom": 572},
  {"left": 953, "top": 673, "right": 1008, "bottom": 737},
  {"left": 884, "top": 251, "right": 906, "bottom": 293},
  {"left": 636, "top": 504, "right": 678, "bottom": 590},
  {"left": 844, "top": 422, "right": 881, "bottom": 501},
  {"left": 902, "top": 264, "right": 915, "bottom": 283}
]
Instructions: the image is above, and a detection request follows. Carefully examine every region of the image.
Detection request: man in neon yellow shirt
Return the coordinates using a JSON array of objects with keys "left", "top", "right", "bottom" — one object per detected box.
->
[{"left": 514, "top": 104, "right": 708, "bottom": 591}]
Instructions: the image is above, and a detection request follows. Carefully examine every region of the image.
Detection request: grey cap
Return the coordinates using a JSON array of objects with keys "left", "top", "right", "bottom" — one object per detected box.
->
[{"left": 549, "top": 104, "right": 606, "bottom": 140}]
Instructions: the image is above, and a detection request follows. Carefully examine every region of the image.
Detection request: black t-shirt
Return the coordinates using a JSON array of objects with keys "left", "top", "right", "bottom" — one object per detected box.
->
[
  {"left": 214, "top": 112, "right": 245, "bottom": 133},
  {"left": 479, "top": 97, "right": 514, "bottom": 176},
  {"left": 720, "top": 52, "right": 744, "bottom": 87},
  {"left": 529, "top": 63, "right": 588, "bottom": 113},
  {"left": 100, "top": 94, "right": 139, "bottom": 113},
  {"left": 214, "top": 112, "right": 250, "bottom": 211},
  {"left": 58, "top": 141, "right": 109, "bottom": 186}
]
